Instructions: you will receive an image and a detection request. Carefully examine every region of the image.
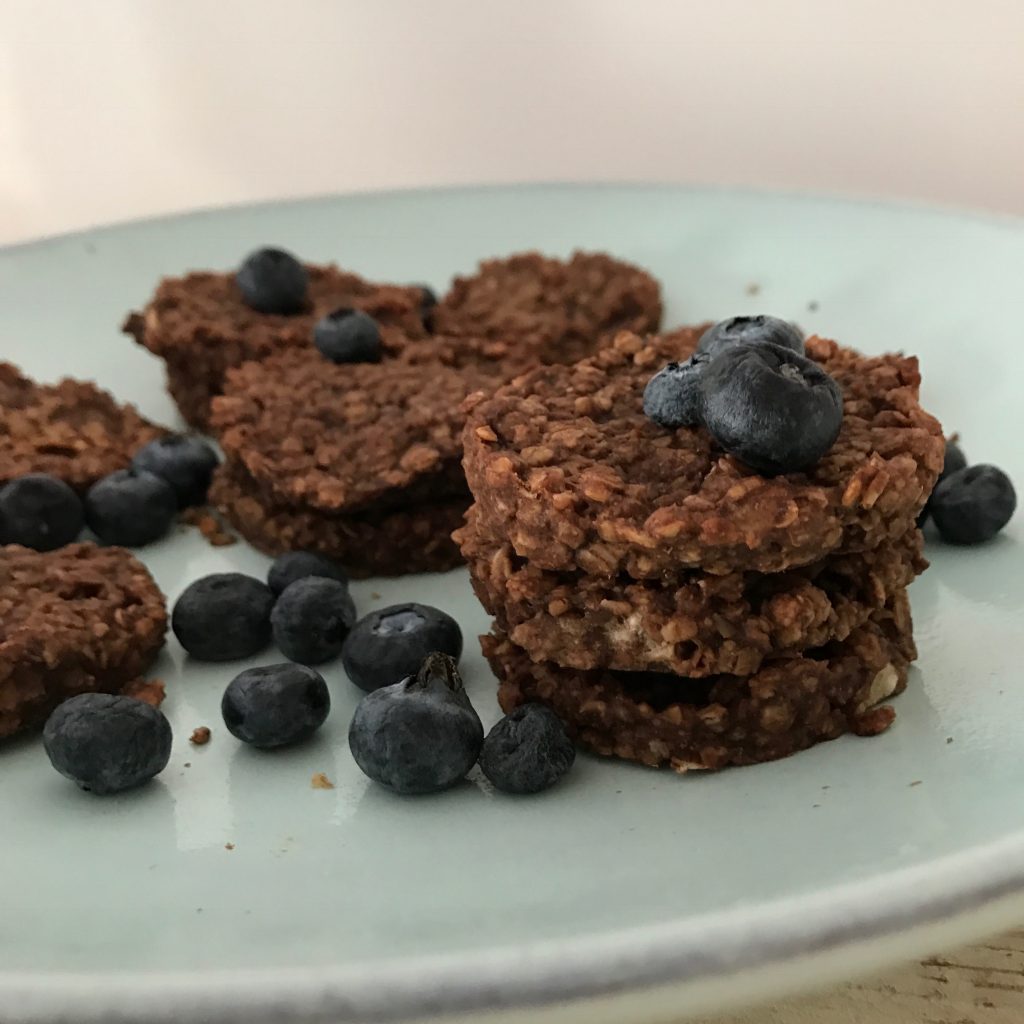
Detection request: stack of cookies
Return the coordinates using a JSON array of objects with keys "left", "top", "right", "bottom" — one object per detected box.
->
[
  {"left": 125, "top": 249, "right": 663, "bottom": 577},
  {"left": 457, "top": 327, "right": 944, "bottom": 770}
]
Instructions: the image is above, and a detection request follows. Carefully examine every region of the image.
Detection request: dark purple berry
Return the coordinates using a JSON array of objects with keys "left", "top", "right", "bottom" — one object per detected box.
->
[
  {"left": 480, "top": 704, "right": 575, "bottom": 794},
  {"left": 172, "top": 573, "right": 274, "bottom": 661},
  {"left": 314, "top": 308, "right": 382, "bottom": 363},
  {"left": 348, "top": 653, "right": 482, "bottom": 795},
  {"left": 222, "top": 663, "right": 330, "bottom": 748},
  {"left": 701, "top": 342, "right": 843, "bottom": 475},
  {"left": 342, "top": 603, "right": 462, "bottom": 692},
  {"left": 43, "top": 693, "right": 172, "bottom": 794},
  {"left": 0, "top": 474, "right": 83, "bottom": 551},
  {"left": 271, "top": 576, "right": 356, "bottom": 665},
  {"left": 643, "top": 353, "right": 710, "bottom": 429},
  {"left": 697, "top": 315, "right": 804, "bottom": 359},
  {"left": 930, "top": 464, "right": 1015, "bottom": 544},
  {"left": 84, "top": 469, "right": 176, "bottom": 547},
  {"left": 131, "top": 435, "right": 219, "bottom": 508},
  {"left": 236, "top": 247, "right": 308, "bottom": 314}
]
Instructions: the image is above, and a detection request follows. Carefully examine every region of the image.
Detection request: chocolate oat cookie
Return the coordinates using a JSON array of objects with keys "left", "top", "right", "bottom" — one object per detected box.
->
[
  {"left": 463, "top": 329, "right": 944, "bottom": 578},
  {"left": 211, "top": 346, "right": 503, "bottom": 515},
  {"left": 458, "top": 507, "right": 926, "bottom": 676},
  {"left": 432, "top": 250, "right": 663, "bottom": 363},
  {"left": 124, "top": 264, "right": 430, "bottom": 428},
  {"left": 0, "top": 362, "right": 163, "bottom": 492},
  {"left": 485, "top": 593, "right": 916, "bottom": 771},
  {"left": 0, "top": 543, "right": 167, "bottom": 738},
  {"left": 209, "top": 462, "right": 465, "bottom": 577},
  {"left": 128, "top": 250, "right": 663, "bottom": 429}
]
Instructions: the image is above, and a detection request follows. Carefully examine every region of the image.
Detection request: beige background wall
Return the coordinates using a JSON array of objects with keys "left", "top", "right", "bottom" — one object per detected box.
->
[{"left": 2, "top": 0, "right": 1022, "bottom": 245}]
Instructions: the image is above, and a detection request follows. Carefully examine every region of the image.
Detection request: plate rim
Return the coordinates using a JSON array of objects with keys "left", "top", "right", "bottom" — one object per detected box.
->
[
  {"left": 2, "top": 183, "right": 1023, "bottom": 1022},
  {"left": 3, "top": 834, "right": 1024, "bottom": 1023},
  {"left": 2, "top": 179, "right": 1023, "bottom": 257}
]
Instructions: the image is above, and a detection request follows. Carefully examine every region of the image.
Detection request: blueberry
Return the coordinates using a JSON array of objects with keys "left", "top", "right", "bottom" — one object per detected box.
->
[
  {"left": 313, "top": 308, "right": 382, "bottom": 363},
  {"left": 697, "top": 315, "right": 805, "bottom": 359},
  {"left": 920, "top": 440, "right": 968, "bottom": 525},
  {"left": 643, "top": 353, "right": 710, "bottom": 429},
  {"left": 348, "top": 652, "right": 483, "bottom": 794},
  {"left": 131, "top": 435, "right": 219, "bottom": 508},
  {"left": 236, "top": 247, "right": 308, "bottom": 314},
  {"left": 222, "top": 663, "right": 330, "bottom": 748},
  {"left": 43, "top": 693, "right": 172, "bottom": 794},
  {"left": 342, "top": 603, "right": 463, "bottom": 692},
  {"left": 172, "top": 573, "right": 274, "bottom": 661},
  {"left": 941, "top": 441, "right": 968, "bottom": 480},
  {"left": 271, "top": 577, "right": 356, "bottom": 665},
  {"left": 701, "top": 341, "right": 843, "bottom": 475},
  {"left": 416, "top": 284, "right": 437, "bottom": 327},
  {"left": 84, "top": 468, "right": 177, "bottom": 546},
  {"left": 480, "top": 704, "right": 576, "bottom": 795},
  {"left": 267, "top": 550, "right": 349, "bottom": 596},
  {"left": 0, "top": 474, "right": 83, "bottom": 551},
  {"left": 929, "top": 464, "right": 1016, "bottom": 545}
]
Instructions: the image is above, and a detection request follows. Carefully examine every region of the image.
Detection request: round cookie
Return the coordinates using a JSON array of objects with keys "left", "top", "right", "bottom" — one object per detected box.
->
[
  {"left": 210, "top": 345, "right": 502, "bottom": 515},
  {"left": 431, "top": 250, "right": 663, "bottom": 364},
  {"left": 463, "top": 328, "right": 944, "bottom": 577},
  {"left": 0, "top": 543, "right": 168, "bottom": 738},
  {"left": 124, "top": 264, "right": 430, "bottom": 428},
  {"left": 484, "top": 594, "right": 916, "bottom": 772},
  {"left": 0, "top": 362, "right": 164, "bottom": 492},
  {"left": 457, "top": 506, "right": 926, "bottom": 677},
  {"left": 208, "top": 462, "right": 466, "bottom": 579}
]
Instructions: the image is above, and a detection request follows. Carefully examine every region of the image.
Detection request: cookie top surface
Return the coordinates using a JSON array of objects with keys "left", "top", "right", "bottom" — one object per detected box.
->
[
  {"left": 0, "top": 542, "right": 167, "bottom": 673},
  {"left": 128, "top": 264, "right": 429, "bottom": 360},
  {"left": 431, "top": 250, "right": 663, "bottom": 362},
  {"left": 463, "top": 328, "right": 944, "bottom": 577},
  {"left": 211, "top": 345, "right": 504, "bottom": 513},
  {"left": 0, "top": 363, "right": 164, "bottom": 491}
]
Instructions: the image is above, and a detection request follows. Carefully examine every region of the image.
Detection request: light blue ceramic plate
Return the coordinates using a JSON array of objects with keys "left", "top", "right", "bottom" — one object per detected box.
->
[{"left": 0, "top": 186, "right": 1022, "bottom": 1024}]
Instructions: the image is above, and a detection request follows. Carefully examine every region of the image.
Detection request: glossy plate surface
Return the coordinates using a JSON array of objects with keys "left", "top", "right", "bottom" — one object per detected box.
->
[{"left": 0, "top": 186, "right": 1021, "bottom": 1024}]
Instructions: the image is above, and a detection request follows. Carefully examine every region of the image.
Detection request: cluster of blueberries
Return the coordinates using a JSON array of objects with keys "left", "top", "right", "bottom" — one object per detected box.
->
[
  {"left": 645, "top": 315, "right": 844, "bottom": 474},
  {"left": 237, "top": 246, "right": 435, "bottom": 365},
  {"left": 644, "top": 315, "right": 1016, "bottom": 543},
  {"left": 0, "top": 434, "right": 219, "bottom": 550},
  {"left": 44, "top": 550, "right": 576, "bottom": 799}
]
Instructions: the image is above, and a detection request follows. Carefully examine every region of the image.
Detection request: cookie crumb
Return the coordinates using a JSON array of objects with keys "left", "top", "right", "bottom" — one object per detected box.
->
[
  {"left": 946, "top": 736, "right": 954, "bottom": 744},
  {"left": 183, "top": 762, "right": 192, "bottom": 768},
  {"left": 371, "top": 592, "right": 381, "bottom": 600},
  {"left": 225, "top": 842, "right": 235, "bottom": 850},
  {"left": 311, "top": 772, "right": 335, "bottom": 790},
  {"left": 190, "top": 726, "right": 212, "bottom": 745},
  {"left": 909, "top": 780, "right": 923, "bottom": 787},
  {"left": 123, "top": 678, "right": 166, "bottom": 707},
  {"left": 745, "top": 282, "right": 761, "bottom": 296},
  {"left": 180, "top": 507, "right": 237, "bottom": 547}
]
